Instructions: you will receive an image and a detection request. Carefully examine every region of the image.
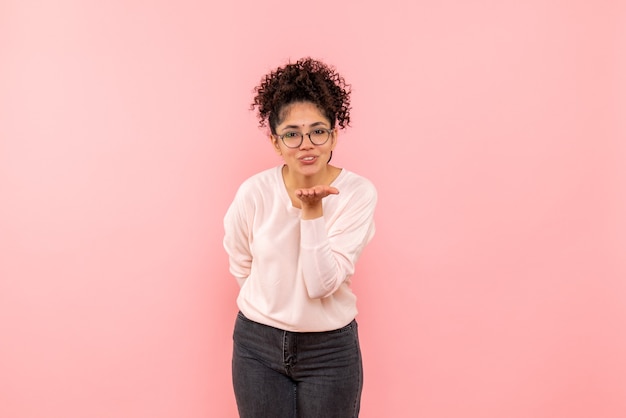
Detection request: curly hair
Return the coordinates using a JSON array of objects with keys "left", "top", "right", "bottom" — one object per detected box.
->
[{"left": 251, "top": 57, "right": 351, "bottom": 134}]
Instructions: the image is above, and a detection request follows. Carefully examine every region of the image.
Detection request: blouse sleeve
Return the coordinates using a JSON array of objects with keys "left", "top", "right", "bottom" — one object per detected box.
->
[
  {"left": 223, "top": 187, "right": 252, "bottom": 287},
  {"left": 299, "top": 181, "right": 377, "bottom": 299}
]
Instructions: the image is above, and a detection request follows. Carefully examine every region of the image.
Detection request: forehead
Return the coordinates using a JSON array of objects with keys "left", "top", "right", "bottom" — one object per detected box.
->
[{"left": 277, "top": 102, "right": 330, "bottom": 127}]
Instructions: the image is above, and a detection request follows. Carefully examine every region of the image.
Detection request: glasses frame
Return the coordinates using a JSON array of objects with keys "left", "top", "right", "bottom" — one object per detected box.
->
[{"left": 273, "top": 128, "right": 334, "bottom": 149}]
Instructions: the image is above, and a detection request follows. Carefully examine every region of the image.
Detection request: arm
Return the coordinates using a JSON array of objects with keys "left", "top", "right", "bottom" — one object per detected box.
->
[
  {"left": 223, "top": 189, "right": 252, "bottom": 287},
  {"left": 298, "top": 183, "right": 377, "bottom": 299}
]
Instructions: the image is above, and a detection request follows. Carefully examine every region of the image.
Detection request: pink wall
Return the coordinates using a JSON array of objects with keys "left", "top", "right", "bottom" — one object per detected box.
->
[{"left": 1, "top": 1, "right": 625, "bottom": 417}]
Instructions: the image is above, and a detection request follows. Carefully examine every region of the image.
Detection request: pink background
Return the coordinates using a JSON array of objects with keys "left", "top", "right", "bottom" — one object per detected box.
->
[{"left": 1, "top": 1, "right": 625, "bottom": 417}]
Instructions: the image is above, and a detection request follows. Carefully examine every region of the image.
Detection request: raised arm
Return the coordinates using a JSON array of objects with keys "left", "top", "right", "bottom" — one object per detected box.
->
[{"left": 298, "top": 182, "right": 377, "bottom": 299}]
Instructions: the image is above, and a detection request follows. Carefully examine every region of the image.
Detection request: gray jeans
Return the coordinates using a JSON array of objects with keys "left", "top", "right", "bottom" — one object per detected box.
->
[{"left": 232, "top": 312, "right": 363, "bottom": 418}]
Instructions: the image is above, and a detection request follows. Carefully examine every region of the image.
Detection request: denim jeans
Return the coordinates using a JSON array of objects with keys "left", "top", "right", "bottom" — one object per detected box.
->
[{"left": 232, "top": 312, "right": 363, "bottom": 418}]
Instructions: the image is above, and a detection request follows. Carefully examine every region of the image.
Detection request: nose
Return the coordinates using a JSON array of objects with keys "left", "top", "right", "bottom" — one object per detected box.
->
[{"left": 299, "top": 134, "right": 315, "bottom": 149}]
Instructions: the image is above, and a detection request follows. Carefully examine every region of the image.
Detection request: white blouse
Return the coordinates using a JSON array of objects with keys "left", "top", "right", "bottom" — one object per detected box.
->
[{"left": 223, "top": 165, "right": 377, "bottom": 332}]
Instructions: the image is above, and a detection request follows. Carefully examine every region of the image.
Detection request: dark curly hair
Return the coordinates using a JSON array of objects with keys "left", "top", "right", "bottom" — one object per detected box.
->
[{"left": 251, "top": 57, "right": 351, "bottom": 134}]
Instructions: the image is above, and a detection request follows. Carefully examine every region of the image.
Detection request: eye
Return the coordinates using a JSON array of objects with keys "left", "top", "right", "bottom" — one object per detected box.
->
[
  {"left": 283, "top": 132, "right": 300, "bottom": 139},
  {"left": 312, "top": 129, "right": 327, "bottom": 135}
]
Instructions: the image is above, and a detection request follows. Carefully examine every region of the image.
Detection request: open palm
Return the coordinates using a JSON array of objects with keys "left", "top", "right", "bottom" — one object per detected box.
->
[{"left": 295, "top": 185, "right": 339, "bottom": 206}]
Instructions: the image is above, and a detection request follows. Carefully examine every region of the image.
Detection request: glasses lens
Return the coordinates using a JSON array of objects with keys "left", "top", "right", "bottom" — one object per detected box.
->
[
  {"left": 282, "top": 132, "right": 302, "bottom": 148},
  {"left": 310, "top": 129, "right": 330, "bottom": 145}
]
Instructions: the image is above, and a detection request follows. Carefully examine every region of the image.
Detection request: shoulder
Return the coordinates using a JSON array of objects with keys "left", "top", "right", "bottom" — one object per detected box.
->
[
  {"left": 336, "top": 169, "right": 377, "bottom": 202},
  {"left": 235, "top": 166, "right": 282, "bottom": 197},
  {"left": 226, "top": 166, "right": 282, "bottom": 220}
]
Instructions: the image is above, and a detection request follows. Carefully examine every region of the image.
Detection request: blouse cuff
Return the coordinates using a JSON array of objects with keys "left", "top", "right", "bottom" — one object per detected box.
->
[{"left": 300, "top": 217, "right": 327, "bottom": 248}]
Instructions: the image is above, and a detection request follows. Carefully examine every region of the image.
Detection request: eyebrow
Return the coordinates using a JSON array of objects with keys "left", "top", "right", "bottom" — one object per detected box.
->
[{"left": 281, "top": 122, "right": 329, "bottom": 130}]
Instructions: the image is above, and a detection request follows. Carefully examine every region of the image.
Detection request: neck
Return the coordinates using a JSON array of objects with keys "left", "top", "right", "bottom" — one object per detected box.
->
[{"left": 282, "top": 164, "right": 335, "bottom": 189}]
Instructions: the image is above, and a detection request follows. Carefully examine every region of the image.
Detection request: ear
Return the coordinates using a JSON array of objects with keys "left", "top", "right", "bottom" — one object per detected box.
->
[
  {"left": 330, "top": 128, "right": 338, "bottom": 151},
  {"left": 270, "top": 134, "right": 282, "bottom": 155}
]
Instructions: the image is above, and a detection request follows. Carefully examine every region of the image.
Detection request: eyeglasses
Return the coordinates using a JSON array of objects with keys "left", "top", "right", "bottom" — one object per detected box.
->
[{"left": 274, "top": 128, "right": 333, "bottom": 149}]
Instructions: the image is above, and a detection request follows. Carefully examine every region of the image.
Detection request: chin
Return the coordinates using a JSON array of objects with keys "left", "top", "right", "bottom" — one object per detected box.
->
[{"left": 299, "top": 164, "right": 322, "bottom": 175}]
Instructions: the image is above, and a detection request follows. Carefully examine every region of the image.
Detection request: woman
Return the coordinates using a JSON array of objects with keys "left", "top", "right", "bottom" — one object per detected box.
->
[{"left": 223, "top": 57, "right": 377, "bottom": 418}]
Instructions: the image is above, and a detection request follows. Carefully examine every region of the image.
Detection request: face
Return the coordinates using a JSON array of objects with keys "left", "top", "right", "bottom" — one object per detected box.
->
[{"left": 271, "top": 101, "right": 337, "bottom": 179}]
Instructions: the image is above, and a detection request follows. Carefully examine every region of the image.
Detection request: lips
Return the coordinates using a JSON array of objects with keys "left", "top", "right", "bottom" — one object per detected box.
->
[{"left": 299, "top": 155, "right": 317, "bottom": 163}]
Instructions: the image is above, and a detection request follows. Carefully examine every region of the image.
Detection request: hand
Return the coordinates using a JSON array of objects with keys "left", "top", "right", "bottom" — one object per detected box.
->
[
  {"left": 295, "top": 186, "right": 339, "bottom": 219},
  {"left": 295, "top": 185, "right": 339, "bottom": 206}
]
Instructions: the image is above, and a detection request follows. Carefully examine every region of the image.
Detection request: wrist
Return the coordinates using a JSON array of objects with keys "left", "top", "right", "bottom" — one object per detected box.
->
[{"left": 301, "top": 203, "right": 323, "bottom": 220}]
